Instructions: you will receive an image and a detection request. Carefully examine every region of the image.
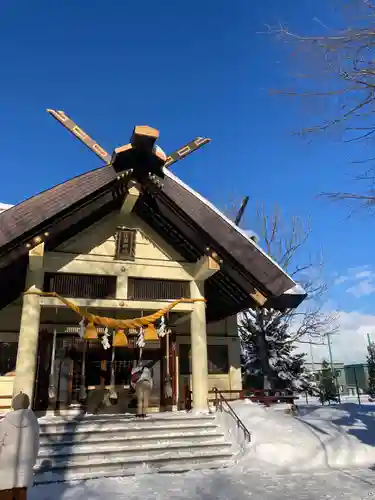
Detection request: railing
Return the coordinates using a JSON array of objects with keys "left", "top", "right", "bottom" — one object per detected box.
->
[
  {"left": 212, "top": 387, "right": 251, "bottom": 443},
  {"left": 240, "top": 388, "right": 299, "bottom": 406}
]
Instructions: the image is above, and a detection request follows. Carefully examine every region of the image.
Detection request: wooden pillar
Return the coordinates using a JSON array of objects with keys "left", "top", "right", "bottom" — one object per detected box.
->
[
  {"left": 13, "top": 243, "right": 44, "bottom": 406},
  {"left": 190, "top": 280, "right": 209, "bottom": 412},
  {"left": 170, "top": 333, "right": 178, "bottom": 410}
]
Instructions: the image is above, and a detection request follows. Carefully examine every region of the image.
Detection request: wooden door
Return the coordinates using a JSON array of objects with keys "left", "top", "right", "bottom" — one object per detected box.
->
[
  {"left": 33, "top": 330, "right": 53, "bottom": 411},
  {"left": 160, "top": 333, "right": 177, "bottom": 410}
]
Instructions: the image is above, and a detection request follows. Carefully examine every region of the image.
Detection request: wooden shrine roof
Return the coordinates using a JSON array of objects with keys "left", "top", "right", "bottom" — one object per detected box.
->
[{"left": 0, "top": 163, "right": 306, "bottom": 321}]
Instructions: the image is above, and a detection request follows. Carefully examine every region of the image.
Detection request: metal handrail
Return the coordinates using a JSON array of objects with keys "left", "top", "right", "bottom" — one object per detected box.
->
[{"left": 212, "top": 387, "right": 251, "bottom": 442}]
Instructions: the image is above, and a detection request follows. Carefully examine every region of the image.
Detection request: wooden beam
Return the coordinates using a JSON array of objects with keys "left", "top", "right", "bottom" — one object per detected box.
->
[
  {"left": 111, "top": 125, "right": 166, "bottom": 177},
  {"left": 120, "top": 182, "right": 141, "bottom": 215},
  {"left": 234, "top": 196, "right": 249, "bottom": 226},
  {"left": 164, "top": 137, "right": 211, "bottom": 169},
  {"left": 250, "top": 288, "right": 267, "bottom": 307},
  {"left": 28, "top": 242, "right": 44, "bottom": 271},
  {"left": 47, "top": 109, "right": 111, "bottom": 164},
  {"left": 193, "top": 255, "right": 220, "bottom": 281},
  {"left": 130, "top": 125, "right": 159, "bottom": 152}
]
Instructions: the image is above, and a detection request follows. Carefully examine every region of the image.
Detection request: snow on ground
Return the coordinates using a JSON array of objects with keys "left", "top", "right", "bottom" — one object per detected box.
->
[
  {"left": 29, "top": 401, "right": 375, "bottom": 499},
  {"left": 222, "top": 399, "right": 375, "bottom": 471},
  {"left": 29, "top": 466, "right": 375, "bottom": 500}
]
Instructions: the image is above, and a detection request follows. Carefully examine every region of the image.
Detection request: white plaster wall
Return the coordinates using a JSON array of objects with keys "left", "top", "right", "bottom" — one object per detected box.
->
[
  {"left": 46, "top": 211, "right": 194, "bottom": 290},
  {"left": 176, "top": 334, "right": 242, "bottom": 406}
]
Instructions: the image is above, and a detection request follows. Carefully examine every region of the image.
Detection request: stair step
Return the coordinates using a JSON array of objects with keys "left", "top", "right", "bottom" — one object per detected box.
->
[
  {"left": 39, "top": 420, "right": 218, "bottom": 437},
  {"left": 34, "top": 458, "right": 231, "bottom": 484},
  {"left": 36, "top": 441, "right": 232, "bottom": 464},
  {"left": 39, "top": 430, "right": 225, "bottom": 449},
  {"left": 34, "top": 412, "right": 234, "bottom": 482},
  {"left": 38, "top": 413, "right": 215, "bottom": 427},
  {"left": 34, "top": 448, "right": 233, "bottom": 483}
]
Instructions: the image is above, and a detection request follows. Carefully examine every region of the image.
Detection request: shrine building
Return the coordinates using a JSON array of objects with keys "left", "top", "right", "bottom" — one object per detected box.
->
[{"left": 0, "top": 122, "right": 306, "bottom": 414}]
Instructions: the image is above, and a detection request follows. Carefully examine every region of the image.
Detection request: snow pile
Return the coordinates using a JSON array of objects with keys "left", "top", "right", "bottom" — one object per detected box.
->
[
  {"left": 218, "top": 400, "right": 375, "bottom": 472},
  {"left": 29, "top": 466, "right": 375, "bottom": 500},
  {"left": 29, "top": 403, "right": 375, "bottom": 499}
]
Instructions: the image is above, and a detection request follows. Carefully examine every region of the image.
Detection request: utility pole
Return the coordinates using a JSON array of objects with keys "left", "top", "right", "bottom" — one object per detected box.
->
[
  {"left": 309, "top": 340, "right": 315, "bottom": 373},
  {"left": 367, "top": 333, "right": 373, "bottom": 347},
  {"left": 327, "top": 332, "right": 341, "bottom": 403},
  {"left": 234, "top": 196, "right": 249, "bottom": 227}
]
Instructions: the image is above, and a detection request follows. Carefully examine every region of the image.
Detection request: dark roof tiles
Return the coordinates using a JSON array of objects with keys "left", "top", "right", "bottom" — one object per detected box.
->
[{"left": 0, "top": 166, "right": 116, "bottom": 248}]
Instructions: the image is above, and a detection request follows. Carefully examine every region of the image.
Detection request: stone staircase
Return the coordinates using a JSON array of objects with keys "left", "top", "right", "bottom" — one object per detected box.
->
[{"left": 34, "top": 412, "right": 234, "bottom": 483}]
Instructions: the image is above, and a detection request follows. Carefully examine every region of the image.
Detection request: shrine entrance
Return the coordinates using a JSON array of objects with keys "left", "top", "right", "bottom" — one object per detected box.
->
[{"left": 34, "top": 331, "right": 178, "bottom": 414}]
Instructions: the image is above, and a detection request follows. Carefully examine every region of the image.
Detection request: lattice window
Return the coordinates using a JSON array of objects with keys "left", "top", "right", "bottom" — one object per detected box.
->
[
  {"left": 44, "top": 273, "right": 117, "bottom": 299},
  {"left": 128, "top": 278, "right": 190, "bottom": 300}
]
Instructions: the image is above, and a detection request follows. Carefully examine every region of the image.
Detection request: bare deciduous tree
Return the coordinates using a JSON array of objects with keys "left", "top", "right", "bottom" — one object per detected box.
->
[
  {"left": 268, "top": 0, "right": 375, "bottom": 206},
  {"left": 239, "top": 203, "right": 337, "bottom": 390}
]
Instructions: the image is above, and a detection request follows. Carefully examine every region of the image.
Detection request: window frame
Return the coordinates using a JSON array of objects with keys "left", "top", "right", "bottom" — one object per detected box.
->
[{"left": 178, "top": 344, "right": 229, "bottom": 375}]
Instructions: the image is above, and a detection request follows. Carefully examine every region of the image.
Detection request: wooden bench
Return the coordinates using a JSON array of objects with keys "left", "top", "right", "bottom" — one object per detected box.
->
[
  {"left": 183, "top": 387, "right": 299, "bottom": 409},
  {"left": 241, "top": 389, "right": 299, "bottom": 407}
]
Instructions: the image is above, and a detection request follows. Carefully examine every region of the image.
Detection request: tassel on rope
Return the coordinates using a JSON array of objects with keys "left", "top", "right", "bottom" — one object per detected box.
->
[
  {"left": 157, "top": 316, "right": 167, "bottom": 338},
  {"left": 113, "top": 328, "right": 128, "bottom": 347},
  {"left": 136, "top": 327, "right": 146, "bottom": 349},
  {"left": 23, "top": 291, "right": 206, "bottom": 329},
  {"left": 78, "top": 318, "right": 85, "bottom": 339},
  {"left": 84, "top": 322, "right": 98, "bottom": 340},
  {"left": 144, "top": 323, "right": 158, "bottom": 341},
  {"left": 137, "top": 326, "right": 145, "bottom": 362},
  {"left": 101, "top": 327, "right": 111, "bottom": 350}
]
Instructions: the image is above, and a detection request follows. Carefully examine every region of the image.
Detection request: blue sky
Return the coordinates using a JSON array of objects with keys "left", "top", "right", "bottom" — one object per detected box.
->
[{"left": 0, "top": 0, "right": 373, "bottom": 362}]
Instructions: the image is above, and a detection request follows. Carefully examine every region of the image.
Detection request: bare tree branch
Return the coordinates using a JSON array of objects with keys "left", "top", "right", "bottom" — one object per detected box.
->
[
  {"left": 238, "top": 203, "right": 336, "bottom": 390},
  {"left": 268, "top": 1, "right": 375, "bottom": 205}
]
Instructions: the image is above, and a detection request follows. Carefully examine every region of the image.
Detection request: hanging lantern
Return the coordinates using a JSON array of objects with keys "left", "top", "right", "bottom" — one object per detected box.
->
[
  {"left": 113, "top": 328, "right": 128, "bottom": 347},
  {"left": 84, "top": 321, "right": 98, "bottom": 340},
  {"left": 144, "top": 324, "right": 158, "bottom": 341}
]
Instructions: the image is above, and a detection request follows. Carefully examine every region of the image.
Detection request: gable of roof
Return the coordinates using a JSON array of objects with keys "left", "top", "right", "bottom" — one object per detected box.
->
[{"left": 0, "top": 164, "right": 306, "bottom": 319}]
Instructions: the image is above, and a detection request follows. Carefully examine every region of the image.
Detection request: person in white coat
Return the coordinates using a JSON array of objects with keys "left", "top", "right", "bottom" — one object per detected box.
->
[
  {"left": 130, "top": 360, "right": 155, "bottom": 418},
  {"left": 0, "top": 392, "right": 40, "bottom": 500}
]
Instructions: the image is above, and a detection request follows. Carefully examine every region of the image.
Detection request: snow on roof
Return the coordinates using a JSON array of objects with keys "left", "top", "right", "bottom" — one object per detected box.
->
[
  {"left": 0, "top": 203, "right": 13, "bottom": 213},
  {"left": 164, "top": 169, "right": 305, "bottom": 296}
]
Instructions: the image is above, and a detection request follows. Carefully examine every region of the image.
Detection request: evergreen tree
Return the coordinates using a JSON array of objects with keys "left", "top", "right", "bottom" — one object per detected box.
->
[
  {"left": 235, "top": 203, "right": 336, "bottom": 394},
  {"left": 367, "top": 343, "right": 375, "bottom": 400},
  {"left": 318, "top": 360, "right": 338, "bottom": 404},
  {"left": 240, "top": 308, "right": 317, "bottom": 393}
]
